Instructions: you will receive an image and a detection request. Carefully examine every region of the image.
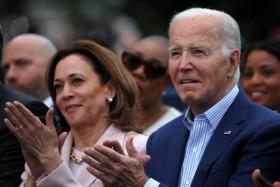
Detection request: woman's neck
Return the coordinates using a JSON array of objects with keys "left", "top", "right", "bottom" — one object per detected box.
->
[
  {"left": 141, "top": 102, "right": 167, "bottom": 130},
  {"left": 71, "top": 118, "right": 110, "bottom": 149}
]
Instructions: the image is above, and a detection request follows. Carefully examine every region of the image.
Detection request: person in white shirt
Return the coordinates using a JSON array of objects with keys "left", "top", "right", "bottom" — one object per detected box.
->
[{"left": 121, "top": 36, "right": 181, "bottom": 135}]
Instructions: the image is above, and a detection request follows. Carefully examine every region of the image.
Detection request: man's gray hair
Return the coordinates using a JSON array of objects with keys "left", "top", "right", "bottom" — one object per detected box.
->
[{"left": 169, "top": 8, "right": 241, "bottom": 82}]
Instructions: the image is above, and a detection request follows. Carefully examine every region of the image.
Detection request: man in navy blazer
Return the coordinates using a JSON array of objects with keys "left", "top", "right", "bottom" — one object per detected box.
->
[
  {"left": 83, "top": 8, "right": 280, "bottom": 187},
  {"left": 144, "top": 90, "right": 280, "bottom": 187}
]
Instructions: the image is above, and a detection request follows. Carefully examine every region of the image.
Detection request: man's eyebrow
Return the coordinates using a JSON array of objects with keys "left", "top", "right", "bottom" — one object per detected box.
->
[{"left": 168, "top": 46, "right": 180, "bottom": 51}]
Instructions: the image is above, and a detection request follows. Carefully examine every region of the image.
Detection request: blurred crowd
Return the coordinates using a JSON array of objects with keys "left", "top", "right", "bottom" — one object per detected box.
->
[{"left": 0, "top": 4, "right": 280, "bottom": 187}]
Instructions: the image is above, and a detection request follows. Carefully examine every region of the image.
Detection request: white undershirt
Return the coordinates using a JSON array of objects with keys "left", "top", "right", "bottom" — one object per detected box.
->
[{"left": 43, "top": 96, "right": 53, "bottom": 108}]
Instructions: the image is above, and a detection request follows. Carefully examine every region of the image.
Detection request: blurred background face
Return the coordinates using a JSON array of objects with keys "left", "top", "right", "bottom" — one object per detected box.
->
[
  {"left": 53, "top": 54, "right": 112, "bottom": 128},
  {"left": 2, "top": 37, "right": 50, "bottom": 100},
  {"left": 122, "top": 39, "right": 170, "bottom": 109},
  {"left": 241, "top": 50, "right": 280, "bottom": 111}
]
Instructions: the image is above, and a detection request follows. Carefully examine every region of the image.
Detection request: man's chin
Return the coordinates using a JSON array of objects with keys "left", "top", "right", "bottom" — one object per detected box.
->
[
  {"left": 9, "top": 85, "right": 25, "bottom": 93},
  {"left": 181, "top": 96, "right": 196, "bottom": 105}
]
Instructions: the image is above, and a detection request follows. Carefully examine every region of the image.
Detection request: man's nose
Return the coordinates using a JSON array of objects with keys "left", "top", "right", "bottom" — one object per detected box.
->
[
  {"left": 178, "top": 51, "right": 193, "bottom": 71},
  {"left": 5, "top": 64, "right": 18, "bottom": 82}
]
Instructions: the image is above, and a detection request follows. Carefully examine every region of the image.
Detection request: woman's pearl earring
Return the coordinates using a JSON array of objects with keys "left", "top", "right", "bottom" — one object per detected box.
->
[{"left": 107, "top": 97, "right": 114, "bottom": 103}]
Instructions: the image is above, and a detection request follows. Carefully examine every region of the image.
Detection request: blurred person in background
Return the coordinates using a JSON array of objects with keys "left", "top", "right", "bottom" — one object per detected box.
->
[
  {"left": 240, "top": 39, "right": 280, "bottom": 112},
  {"left": 111, "top": 15, "right": 142, "bottom": 57},
  {"left": 0, "top": 26, "right": 48, "bottom": 187},
  {"left": 242, "top": 40, "right": 280, "bottom": 185},
  {"left": 161, "top": 85, "right": 186, "bottom": 112},
  {"left": 5, "top": 40, "right": 147, "bottom": 187},
  {"left": 2, "top": 33, "right": 57, "bottom": 107},
  {"left": 78, "top": 25, "right": 115, "bottom": 50},
  {"left": 121, "top": 35, "right": 181, "bottom": 135}
]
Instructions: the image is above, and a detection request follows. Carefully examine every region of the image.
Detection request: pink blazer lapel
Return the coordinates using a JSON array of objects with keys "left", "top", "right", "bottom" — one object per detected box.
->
[
  {"left": 60, "top": 125, "right": 129, "bottom": 186},
  {"left": 61, "top": 132, "right": 73, "bottom": 164},
  {"left": 61, "top": 132, "right": 98, "bottom": 186},
  {"left": 59, "top": 125, "right": 147, "bottom": 186},
  {"left": 80, "top": 125, "right": 129, "bottom": 186}
]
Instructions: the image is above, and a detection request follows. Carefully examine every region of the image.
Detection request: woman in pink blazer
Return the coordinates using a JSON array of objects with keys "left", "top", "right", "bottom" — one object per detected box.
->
[{"left": 4, "top": 40, "right": 147, "bottom": 187}]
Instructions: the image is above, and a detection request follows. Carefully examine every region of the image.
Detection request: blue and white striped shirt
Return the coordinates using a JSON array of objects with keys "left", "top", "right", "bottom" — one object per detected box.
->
[{"left": 144, "top": 85, "right": 239, "bottom": 187}]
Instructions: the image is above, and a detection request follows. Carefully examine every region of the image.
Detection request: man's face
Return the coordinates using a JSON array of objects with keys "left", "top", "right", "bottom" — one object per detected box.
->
[
  {"left": 168, "top": 16, "right": 238, "bottom": 115},
  {"left": 2, "top": 40, "right": 47, "bottom": 98}
]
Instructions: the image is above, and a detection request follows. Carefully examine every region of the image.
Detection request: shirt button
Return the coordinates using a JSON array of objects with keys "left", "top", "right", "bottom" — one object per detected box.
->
[
  {"left": 186, "top": 180, "right": 190, "bottom": 185},
  {"left": 192, "top": 147, "right": 197, "bottom": 153}
]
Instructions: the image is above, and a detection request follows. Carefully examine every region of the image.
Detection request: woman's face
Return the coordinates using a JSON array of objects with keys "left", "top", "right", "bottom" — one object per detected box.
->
[
  {"left": 53, "top": 54, "right": 114, "bottom": 128},
  {"left": 241, "top": 50, "right": 280, "bottom": 111},
  {"left": 126, "top": 40, "right": 169, "bottom": 109}
]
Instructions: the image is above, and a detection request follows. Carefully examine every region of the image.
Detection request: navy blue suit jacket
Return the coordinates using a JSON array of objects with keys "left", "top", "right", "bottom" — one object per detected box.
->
[
  {"left": 145, "top": 90, "right": 280, "bottom": 187},
  {"left": 0, "top": 83, "right": 48, "bottom": 187}
]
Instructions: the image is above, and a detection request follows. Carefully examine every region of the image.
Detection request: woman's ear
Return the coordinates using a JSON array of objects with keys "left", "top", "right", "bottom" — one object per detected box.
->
[{"left": 105, "top": 81, "right": 116, "bottom": 102}]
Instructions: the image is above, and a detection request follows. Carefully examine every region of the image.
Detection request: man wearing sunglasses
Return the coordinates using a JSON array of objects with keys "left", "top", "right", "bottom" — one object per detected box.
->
[
  {"left": 83, "top": 8, "right": 280, "bottom": 187},
  {"left": 121, "top": 35, "right": 181, "bottom": 135}
]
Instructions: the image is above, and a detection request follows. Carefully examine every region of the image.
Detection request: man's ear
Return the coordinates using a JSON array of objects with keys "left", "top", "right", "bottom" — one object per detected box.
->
[{"left": 227, "top": 49, "right": 240, "bottom": 79}]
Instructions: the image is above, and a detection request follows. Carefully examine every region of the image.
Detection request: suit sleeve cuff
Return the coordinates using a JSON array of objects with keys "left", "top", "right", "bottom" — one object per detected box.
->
[
  {"left": 36, "top": 162, "right": 74, "bottom": 187},
  {"left": 144, "top": 178, "right": 160, "bottom": 187}
]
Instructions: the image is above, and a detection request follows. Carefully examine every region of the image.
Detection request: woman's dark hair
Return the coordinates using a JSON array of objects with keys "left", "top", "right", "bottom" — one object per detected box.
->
[
  {"left": 241, "top": 39, "right": 280, "bottom": 71},
  {"left": 46, "top": 40, "right": 142, "bottom": 132}
]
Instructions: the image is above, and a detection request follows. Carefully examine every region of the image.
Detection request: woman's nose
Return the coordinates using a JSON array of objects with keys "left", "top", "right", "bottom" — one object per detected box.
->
[
  {"left": 132, "top": 64, "right": 146, "bottom": 79},
  {"left": 62, "top": 84, "right": 74, "bottom": 100}
]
